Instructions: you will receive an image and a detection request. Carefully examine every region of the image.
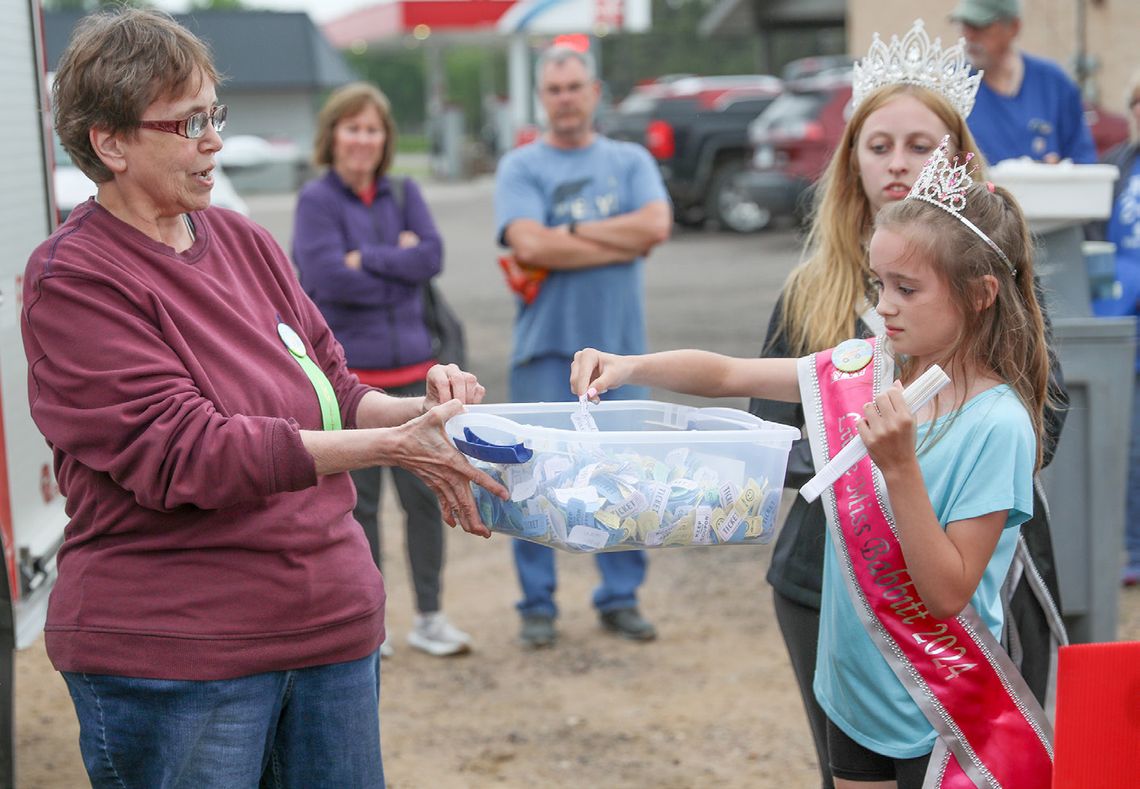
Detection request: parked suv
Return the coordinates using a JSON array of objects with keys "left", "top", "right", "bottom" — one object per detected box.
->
[
  {"left": 739, "top": 71, "right": 853, "bottom": 227},
  {"left": 603, "top": 75, "right": 783, "bottom": 232}
]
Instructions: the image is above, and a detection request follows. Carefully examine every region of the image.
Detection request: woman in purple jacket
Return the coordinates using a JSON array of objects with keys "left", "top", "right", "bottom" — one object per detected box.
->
[{"left": 293, "top": 83, "right": 471, "bottom": 658}]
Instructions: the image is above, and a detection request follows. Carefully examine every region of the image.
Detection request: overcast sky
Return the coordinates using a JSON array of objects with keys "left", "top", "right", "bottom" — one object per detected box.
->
[{"left": 151, "top": 0, "right": 378, "bottom": 24}]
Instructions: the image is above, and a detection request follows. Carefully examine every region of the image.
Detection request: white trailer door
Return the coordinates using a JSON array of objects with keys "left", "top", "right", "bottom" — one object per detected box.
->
[{"left": 1, "top": 0, "right": 66, "bottom": 652}]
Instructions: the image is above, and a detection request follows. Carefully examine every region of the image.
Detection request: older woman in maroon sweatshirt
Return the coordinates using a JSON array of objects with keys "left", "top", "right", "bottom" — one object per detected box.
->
[{"left": 22, "top": 9, "right": 505, "bottom": 788}]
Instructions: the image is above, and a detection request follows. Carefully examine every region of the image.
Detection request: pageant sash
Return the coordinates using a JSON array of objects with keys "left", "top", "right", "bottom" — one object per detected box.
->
[{"left": 798, "top": 339, "right": 1053, "bottom": 789}]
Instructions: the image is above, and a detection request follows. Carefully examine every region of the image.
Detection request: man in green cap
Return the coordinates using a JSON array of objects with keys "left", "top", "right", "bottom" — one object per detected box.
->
[{"left": 952, "top": 0, "right": 1096, "bottom": 164}]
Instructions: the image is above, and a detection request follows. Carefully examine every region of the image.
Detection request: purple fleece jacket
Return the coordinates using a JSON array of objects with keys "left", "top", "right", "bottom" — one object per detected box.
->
[
  {"left": 22, "top": 199, "right": 384, "bottom": 680},
  {"left": 292, "top": 171, "right": 443, "bottom": 370}
]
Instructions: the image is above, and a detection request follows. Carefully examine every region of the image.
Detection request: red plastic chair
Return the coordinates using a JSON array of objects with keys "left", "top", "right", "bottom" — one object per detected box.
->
[{"left": 1051, "top": 641, "right": 1140, "bottom": 788}]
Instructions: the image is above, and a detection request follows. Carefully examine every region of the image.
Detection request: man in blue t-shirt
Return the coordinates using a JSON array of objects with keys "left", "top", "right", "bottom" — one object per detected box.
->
[
  {"left": 493, "top": 44, "right": 672, "bottom": 649},
  {"left": 952, "top": 0, "right": 1096, "bottom": 164}
]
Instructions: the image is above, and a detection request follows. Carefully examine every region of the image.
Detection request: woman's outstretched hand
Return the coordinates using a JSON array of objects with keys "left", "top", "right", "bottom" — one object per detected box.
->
[
  {"left": 393, "top": 399, "right": 508, "bottom": 538},
  {"left": 570, "top": 347, "right": 633, "bottom": 401},
  {"left": 423, "top": 363, "right": 486, "bottom": 413}
]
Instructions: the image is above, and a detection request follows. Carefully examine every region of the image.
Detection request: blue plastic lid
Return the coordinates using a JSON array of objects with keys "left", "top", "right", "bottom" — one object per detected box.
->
[{"left": 453, "top": 427, "right": 533, "bottom": 464}]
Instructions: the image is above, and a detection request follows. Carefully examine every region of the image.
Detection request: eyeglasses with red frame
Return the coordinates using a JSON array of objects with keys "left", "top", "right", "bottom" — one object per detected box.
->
[{"left": 138, "top": 105, "right": 227, "bottom": 140}]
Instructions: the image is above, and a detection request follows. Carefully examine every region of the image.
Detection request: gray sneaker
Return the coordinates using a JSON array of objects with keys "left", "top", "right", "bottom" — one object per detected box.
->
[
  {"left": 519, "top": 614, "right": 556, "bottom": 648},
  {"left": 599, "top": 608, "right": 657, "bottom": 641}
]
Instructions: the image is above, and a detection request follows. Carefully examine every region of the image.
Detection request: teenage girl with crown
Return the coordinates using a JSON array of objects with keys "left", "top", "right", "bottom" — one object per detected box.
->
[
  {"left": 570, "top": 139, "right": 1054, "bottom": 788},
  {"left": 748, "top": 21, "right": 1067, "bottom": 787}
]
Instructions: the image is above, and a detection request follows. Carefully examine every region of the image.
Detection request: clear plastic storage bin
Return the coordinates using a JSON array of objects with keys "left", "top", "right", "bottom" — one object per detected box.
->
[{"left": 447, "top": 401, "right": 798, "bottom": 553}]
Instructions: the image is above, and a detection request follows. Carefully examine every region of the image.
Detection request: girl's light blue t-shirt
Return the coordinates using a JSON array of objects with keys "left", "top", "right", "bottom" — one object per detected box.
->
[
  {"left": 814, "top": 384, "right": 1036, "bottom": 759},
  {"left": 493, "top": 137, "right": 669, "bottom": 366}
]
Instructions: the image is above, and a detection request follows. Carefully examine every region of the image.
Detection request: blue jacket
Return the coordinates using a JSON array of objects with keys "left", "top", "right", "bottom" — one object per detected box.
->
[{"left": 293, "top": 171, "right": 443, "bottom": 370}]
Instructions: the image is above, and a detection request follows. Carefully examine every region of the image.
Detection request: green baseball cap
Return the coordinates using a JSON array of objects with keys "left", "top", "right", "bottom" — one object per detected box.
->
[{"left": 950, "top": 0, "right": 1021, "bottom": 26}]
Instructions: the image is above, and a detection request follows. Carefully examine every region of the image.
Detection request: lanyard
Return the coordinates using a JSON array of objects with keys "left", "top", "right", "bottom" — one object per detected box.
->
[{"left": 277, "top": 322, "right": 341, "bottom": 431}]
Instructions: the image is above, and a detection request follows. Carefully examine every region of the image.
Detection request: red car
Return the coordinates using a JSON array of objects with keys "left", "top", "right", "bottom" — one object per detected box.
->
[
  {"left": 738, "top": 75, "right": 1129, "bottom": 230},
  {"left": 737, "top": 71, "right": 853, "bottom": 227},
  {"left": 1084, "top": 101, "right": 1130, "bottom": 158}
]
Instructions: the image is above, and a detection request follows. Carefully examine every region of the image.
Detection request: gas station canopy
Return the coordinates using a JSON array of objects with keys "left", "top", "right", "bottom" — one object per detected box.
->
[{"left": 322, "top": 0, "right": 649, "bottom": 49}]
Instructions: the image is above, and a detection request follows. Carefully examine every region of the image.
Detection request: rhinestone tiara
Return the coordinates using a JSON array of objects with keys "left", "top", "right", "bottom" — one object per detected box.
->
[
  {"left": 907, "top": 136, "right": 1016, "bottom": 276},
  {"left": 852, "top": 19, "right": 982, "bottom": 119}
]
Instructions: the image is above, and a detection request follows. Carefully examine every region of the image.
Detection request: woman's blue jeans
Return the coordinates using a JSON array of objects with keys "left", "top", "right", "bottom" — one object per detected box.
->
[{"left": 62, "top": 650, "right": 384, "bottom": 789}]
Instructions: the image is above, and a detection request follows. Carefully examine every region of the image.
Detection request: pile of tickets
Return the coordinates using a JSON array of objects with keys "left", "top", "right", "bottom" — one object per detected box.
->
[{"left": 455, "top": 399, "right": 794, "bottom": 553}]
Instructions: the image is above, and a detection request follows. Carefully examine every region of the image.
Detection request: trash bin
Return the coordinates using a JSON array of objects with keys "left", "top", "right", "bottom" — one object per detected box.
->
[
  {"left": 990, "top": 160, "right": 1133, "bottom": 643},
  {"left": 1038, "top": 317, "right": 1135, "bottom": 643}
]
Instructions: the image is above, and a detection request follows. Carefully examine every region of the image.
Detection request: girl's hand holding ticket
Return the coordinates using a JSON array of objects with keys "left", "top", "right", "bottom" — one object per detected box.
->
[{"left": 571, "top": 347, "right": 632, "bottom": 400}]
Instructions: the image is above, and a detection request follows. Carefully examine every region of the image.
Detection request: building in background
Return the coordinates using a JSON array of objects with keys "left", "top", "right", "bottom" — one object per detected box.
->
[{"left": 43, "top": 10, "right": 359, "bottom": 161}]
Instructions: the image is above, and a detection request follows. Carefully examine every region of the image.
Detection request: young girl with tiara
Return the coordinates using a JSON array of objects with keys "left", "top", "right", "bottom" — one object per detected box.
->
[
  {"left": 751, "top": 20, "right": 1067, "bottom": 786},
  {"left": 570, "top": 140, "right": 1054, "bottom": 788}
]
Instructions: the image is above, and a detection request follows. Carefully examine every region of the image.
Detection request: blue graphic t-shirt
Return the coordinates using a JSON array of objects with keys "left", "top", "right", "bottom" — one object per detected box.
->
[
  {"left": 494, "top": 137, "right": 669, "bottom": 365},
  {"left": 1093, "top": 156, "right": 1140, "bottom": 371},
  {"left": 967, "top": 53, "right": 1096, "bottom": 165}
]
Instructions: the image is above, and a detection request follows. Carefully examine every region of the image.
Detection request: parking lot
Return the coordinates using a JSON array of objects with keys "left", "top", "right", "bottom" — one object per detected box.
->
[{"left": 248, "top": 175, "right": 805, "bottom": 409}]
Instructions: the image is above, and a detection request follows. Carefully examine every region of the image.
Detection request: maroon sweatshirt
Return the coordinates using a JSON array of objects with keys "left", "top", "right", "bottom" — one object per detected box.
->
[{"left": 22, "top": 199, "right": 385, "bottom": 680}]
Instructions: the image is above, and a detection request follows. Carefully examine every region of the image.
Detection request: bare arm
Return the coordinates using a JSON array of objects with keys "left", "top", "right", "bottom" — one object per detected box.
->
[
  {"left": 505, "top": 219, "right": 627, "bottom": 270},
  {"left": 505, "top": 201, "right": 672, "bottom": 271},
  {"left": 858, "top": 385, "right": 1006, "bottom": 619},
  {"left": 573, "top": 200, "right": 672, "bottom": 258},
  {"left": 570, "top": 347, "right": 801, "bottom": 402},
  {"left": 350, "top": 363, "right": 488, "bottom": 428},
  {"left": 299, "top": 365, "right": 509, "bottom": 537}
]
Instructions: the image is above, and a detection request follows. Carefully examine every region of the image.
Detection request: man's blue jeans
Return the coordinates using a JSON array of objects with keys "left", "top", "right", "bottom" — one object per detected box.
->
[
  {"left": 509, "top": 355, "right": 649, "bottom": 619},
  {"left": 62, "top": 650, "right": 384, "bottom": 789}
]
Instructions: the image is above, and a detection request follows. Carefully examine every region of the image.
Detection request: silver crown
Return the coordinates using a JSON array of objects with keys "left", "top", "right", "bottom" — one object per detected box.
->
[
  {"left": 852, "top": 19, "right": 982, "bottom": 118},
  {"left": 907, "top": 136, "right": 1016, "bottom": 275}
]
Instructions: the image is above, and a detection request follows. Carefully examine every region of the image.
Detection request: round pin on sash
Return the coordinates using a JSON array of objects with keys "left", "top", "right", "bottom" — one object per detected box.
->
[
  {"left": 277, "top": 322, "right": 307, "bottom": 358},
  {"left": 277, "top": 321, "right": 342, "bottom": 431},
  {"left": 832, "top": 338, "right": 873, "bottom": 373}
]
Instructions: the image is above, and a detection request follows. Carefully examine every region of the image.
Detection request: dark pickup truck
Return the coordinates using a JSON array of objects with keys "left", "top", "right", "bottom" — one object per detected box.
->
[{"left": 601, "top": 75, "right": 782, "bottom": 232}]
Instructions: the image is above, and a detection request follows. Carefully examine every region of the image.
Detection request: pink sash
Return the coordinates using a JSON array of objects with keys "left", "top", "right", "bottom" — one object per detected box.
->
[{"left": 797, "top": 340, "right": 1052, "bottom": 789}]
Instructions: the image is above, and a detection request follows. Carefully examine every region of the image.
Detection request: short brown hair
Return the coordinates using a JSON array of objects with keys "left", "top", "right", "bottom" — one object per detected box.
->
[
  {"left": 312, "top": 82, "right": 397, "bottom": 178},
  {"left": 53, "top": 7, "right": 220, "bottom": 183}
]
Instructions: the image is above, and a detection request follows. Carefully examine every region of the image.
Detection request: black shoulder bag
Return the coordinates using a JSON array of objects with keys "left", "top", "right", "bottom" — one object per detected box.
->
[{"left": 391, "top": 177, "right": 467, "bottom": 368}]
